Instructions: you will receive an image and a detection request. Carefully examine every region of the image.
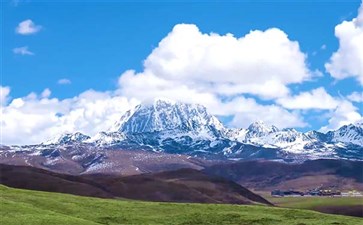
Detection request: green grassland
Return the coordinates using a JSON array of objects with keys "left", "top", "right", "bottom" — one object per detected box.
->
[
  {"left": 266, "top": 196, "right": 363, "bottom": 209},
  {"left": 1, "top": 185, "right": 362, "bottom": 225}
]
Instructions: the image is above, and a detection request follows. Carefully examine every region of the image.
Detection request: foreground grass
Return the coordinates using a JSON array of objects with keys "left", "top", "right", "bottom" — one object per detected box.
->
[{"left": 1, "top": 185, "right": 362, "bottom": 225}]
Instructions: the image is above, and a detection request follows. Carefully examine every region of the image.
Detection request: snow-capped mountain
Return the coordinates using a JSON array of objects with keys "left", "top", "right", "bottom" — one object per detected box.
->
[
  {"left": 246, "top": 128, "right": 311, "bottom": 151},
  {"left": 42, "top": 132, "right": 90, "bottom": 145},
  {"left": 245, "top": 121, "right": 279, "bottom": 139},
  {"left": 225, "top": 122, "right": 320, "bottom": 153},
  {"left": 86, "top": 131, "right": 127, "bottom": 146},
  {"left": 304, "top": 130, "right": 329, "bottom": 142},
  {"left": 111, "top": 99, "right": 224, "bottom": 138},
  {"left": 327, "top": 123, "right": 363, "bottom": 146},
  {"left": 4, "top": 99, "right": 363, "bottom": 162}
]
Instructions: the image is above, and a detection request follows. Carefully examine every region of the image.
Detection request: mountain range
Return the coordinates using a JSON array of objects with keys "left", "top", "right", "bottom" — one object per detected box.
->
[{"left": 1, "top": 99, "right": 362, "bottom": 164}]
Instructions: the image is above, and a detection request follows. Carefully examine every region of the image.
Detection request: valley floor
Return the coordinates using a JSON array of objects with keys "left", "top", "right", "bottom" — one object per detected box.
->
[
  {"left": 262, "top": 194, "right": 363, "bottom": 218},
  {"left": 1, "top": 185, "right": 362, "bottom": 225}
]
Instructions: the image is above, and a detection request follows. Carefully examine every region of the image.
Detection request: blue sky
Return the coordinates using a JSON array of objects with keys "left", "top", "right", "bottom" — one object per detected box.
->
[{"left": 1, "top": 0, "right": 363, "bottom": 144}]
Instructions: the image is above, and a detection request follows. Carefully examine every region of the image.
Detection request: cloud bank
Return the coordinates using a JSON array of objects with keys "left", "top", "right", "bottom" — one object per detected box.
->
[
  {"left": 325, "top": 2, "right": 363, "bottom": 85},
  {"left": 120, "top": 24, "right": 312, "bottom": 100},
  {"left": 1, "top": 89, "right": 139, "bottom": 145}
]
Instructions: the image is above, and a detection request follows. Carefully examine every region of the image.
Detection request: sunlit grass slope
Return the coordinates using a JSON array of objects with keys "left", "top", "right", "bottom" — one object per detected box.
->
[{"left": 0, "top": 185, "right": 361, "bottom": 225}]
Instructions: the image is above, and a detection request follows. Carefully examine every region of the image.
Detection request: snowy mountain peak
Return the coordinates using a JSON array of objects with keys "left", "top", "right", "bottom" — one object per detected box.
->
[
  {"left": 328, "top": 123, "right": 363, "bottom": 146},
  {"left": 111, "top": 99, "right": 225, "bottom": 137},
  {"left": 86, "top": 131, "right": 127, "bottom": 146},
  {"left": 304, "top": 130, "right": 328, "bottom": 142},
  {"left": 42, "top": 132, "right": 90, "bottom": 145},
  {"left": 282, "top": 128, "right": 297, "bottom": 132},
  {"left": 152, "top": 98, "right": 177, "bottom": 106},
  {"left": 246, "top": 121, "right": 279, "bottom": 138}
]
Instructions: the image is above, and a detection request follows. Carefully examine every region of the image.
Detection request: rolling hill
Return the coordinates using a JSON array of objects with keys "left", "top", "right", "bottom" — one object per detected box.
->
[{"left": 0, "top": 164, "right": 270, "bottom": 205}]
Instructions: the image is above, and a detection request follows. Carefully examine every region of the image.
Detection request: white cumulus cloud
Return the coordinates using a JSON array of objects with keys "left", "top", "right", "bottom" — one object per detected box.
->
[
  {"left": 41, "top": 88, "right": 51, "bottom": 98},
  {"left": 325, "top": 2, "right": 363, "bottom": 85},
  {"left": 15, "top": 19, "right": 42, "bottom": 35},
  {"left": 276, "top": 87, "right": 340, "bottom": 110},
  {"left": 121, "top": 24, "right": 312, "bottom": 100},
  {"left": 222, "top": 97, "right": 307, "bottom": 129},
  {"left": 1, "top": 89, "right": 139, "bottom": 145},
  {"left": 320, "top": 100, "right": 362, "bottom": 132}
]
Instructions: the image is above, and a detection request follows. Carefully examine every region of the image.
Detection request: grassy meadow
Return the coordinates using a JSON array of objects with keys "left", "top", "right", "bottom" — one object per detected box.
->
[
  {"left": 267, "top": 195, "right": 363, "bottom": 209},
  {"left": 258, "top": 191, "right": 363, "bottom": 217},
  {"left": 1, "top": 185, "right": 362, "bottom": 225}
]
